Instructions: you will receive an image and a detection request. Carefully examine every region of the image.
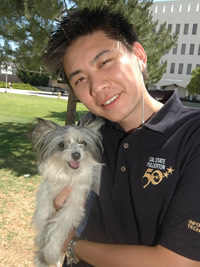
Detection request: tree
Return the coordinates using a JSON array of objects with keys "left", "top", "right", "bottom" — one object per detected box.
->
[
  {"left": 187, "top": 67, "right": 200, "bottom": 96},
  {"left": 16, "top": 68, "right": 49, "bottom": 86},
  {"left": 0, "top": 0, "right": 177, "bottom": 124}
]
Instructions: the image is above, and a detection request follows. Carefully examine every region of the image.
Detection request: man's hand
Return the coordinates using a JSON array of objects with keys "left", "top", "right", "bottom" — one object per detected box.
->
[{"left": 53, "top": 186, "right": 72, "bottom": 211}]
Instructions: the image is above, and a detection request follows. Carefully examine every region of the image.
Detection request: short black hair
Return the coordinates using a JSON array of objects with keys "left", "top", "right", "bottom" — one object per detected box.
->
[{"left": 43, "top": 7, "right": 138, "bottom": 75}]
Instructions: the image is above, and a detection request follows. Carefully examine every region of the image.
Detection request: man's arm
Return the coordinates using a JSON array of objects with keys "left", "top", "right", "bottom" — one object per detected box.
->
[
  {"left": 55, "top": 187, "right": 200, "bottom": 267},
  {"left": 74, "top": 241, "right": 200, "bottom": 267}
]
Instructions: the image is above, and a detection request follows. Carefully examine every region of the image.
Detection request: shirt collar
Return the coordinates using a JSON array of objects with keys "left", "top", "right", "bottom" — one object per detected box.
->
[{"left": 144, "top": 91, "right": 185, "bottom": 133}]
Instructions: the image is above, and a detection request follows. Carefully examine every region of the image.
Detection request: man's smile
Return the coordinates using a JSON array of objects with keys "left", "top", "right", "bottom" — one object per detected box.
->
[{"left": 102, "top": 94, "right": 120, "bottom": 106}]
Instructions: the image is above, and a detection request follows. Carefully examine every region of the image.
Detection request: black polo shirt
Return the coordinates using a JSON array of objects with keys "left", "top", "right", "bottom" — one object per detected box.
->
[{"left": 66, "top": 91, "right": 200, "bottom": 266}]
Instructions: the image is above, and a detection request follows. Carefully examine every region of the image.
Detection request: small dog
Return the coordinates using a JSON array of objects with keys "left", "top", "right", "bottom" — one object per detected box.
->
[{"left": 30, "top": 118, "right": 103, "bottom": 267}]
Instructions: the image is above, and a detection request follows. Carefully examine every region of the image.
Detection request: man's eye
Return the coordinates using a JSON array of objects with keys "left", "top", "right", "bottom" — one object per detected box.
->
[
  {"left": 100, "top": 59, "right": 112, "bottom": 68},
  {"left": 75, "top": 77, "right": 85, "bottom": 86}
]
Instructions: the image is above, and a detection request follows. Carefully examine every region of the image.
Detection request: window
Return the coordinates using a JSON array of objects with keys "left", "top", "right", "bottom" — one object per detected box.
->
[
  {"left": 187, "top": 4, "right": 191, "bottom": 12},
  {"left": 186, "top": 64, "right": 192, "bottom": 75},
  {"left": 163, "top": 5, "right": 166, "bottom": 13},
  {"left": 198, "top": 45, "right": 200, "bottom": 55},
  {"left": 197, "top": 3, "right": 200, "bottom": 12},
  {"left": 189, "top": 44, "right": 195, "bottom": 55},
  {"left": 170, "top": 63, "right": 175, "bottom": 74},
  {"left": 168, "top": 24, "right": 172, "bottom": 33},
  {"left": 181, "top": 44, "right": 186, "bottom": 55},
  {"left": 178, "top": 63, "right": 184, "bottom": 74},
  {"left": 192, "top": 24, "right": 198, "bottom": 35},
  {"left": 183, "top": 24, "right": 189, "bottom": 35},
  {"left": 171, "top": 5, "right": 174, "bottom": 13},
  {"left": 196, "top": 64, "right": 200, "bottom": 69},
  {"left": 179, "top": 4, "right": 182, "bottom": 13},
  {"left": 172, "top": 44, "right": 178, "bottom": 54},
  {"left": 175, "top": 24, "right": 181, "bottom": 34},
  {"left": 155, "top": 5, "right": 158, "bottom": 13}
]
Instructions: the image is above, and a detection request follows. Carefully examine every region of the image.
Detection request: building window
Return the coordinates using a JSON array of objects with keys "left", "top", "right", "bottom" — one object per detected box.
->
[
  {"left": 196, "top": 64, "right": 200, "bottom": 69},
  {"left": 155, "top": 5, "right": 158, "bottom": 13},
  {"left": 168, "top": 24, "right": 172, "bottom": 32},
  {"left": 192, "top": 24, "right": 198, "bottom": 35},
  {"left": 181, "top": 44, "right": 186, "bottom": 55},
  {"left": 178, "top": 63, "right": 184, "bottom": 74},
  {"left": 183, "top": 24, "right": 189, "bottom": 35},
  {"left": 187, "top": 4, "right": 191, "bottom": 12},
  {"left": 189, "top": 44, "right": 195, "bottom": 55},
  {"left": 197, "top": 3, "right": 200, "bottom": 12},
  {"left": 171, "top": 5, "right": 174, "bottom": 13},
  {"left": 198, "top": 44, "right": 200, "bottom": 55},
  {"left": 163, "top": 5, "right": 166, "bottom": 13},
  {"left": 186, "top": 64, "right": 192, "bottom": 75},
  {"left": 172, "top": 44, "right": 178, "bottom": 54},
  {"left": 179, "top": 4, "right": 182, "bottom": 13},
  {"left": 170, "top": 63, "right": 175, "bottom": 74},
  {"left": 175, "top": 24, "right": 180, "bottom": 34}
]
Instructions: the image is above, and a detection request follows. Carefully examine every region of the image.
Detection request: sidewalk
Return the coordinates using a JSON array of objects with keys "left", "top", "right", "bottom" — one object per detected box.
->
[{"left": 0, "top": 88, "right": 69, "bottom": 100}]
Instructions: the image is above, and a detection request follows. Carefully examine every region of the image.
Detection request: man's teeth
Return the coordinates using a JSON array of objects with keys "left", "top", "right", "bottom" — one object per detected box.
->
[{"left": 103, "top": 95, "right": 119, "bottom": 106}]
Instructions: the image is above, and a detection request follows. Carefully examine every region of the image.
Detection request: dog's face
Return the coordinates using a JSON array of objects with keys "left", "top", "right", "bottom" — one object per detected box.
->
[{"left": 30, "top": 118, "right": 103, "bottom": 180}]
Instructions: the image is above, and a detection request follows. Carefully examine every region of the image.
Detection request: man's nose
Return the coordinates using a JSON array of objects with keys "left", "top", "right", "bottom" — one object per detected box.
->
[{"left": 89, "top": 75, "right": 110, "bottom": 96}]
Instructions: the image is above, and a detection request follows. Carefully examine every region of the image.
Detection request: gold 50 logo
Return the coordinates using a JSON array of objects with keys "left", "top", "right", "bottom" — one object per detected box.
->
[{"left": 142, "top": 167, "right": 174, "bottom": 188}]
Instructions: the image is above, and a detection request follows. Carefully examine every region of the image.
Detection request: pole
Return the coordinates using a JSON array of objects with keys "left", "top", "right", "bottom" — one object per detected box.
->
[{"left": 5, "top": 72, "right": 8, "bottom": 93}]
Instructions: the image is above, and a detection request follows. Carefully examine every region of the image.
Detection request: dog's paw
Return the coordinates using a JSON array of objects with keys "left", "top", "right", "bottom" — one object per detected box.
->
[{"left": 43, "top": 244, "right": 62, "bottom": 266}]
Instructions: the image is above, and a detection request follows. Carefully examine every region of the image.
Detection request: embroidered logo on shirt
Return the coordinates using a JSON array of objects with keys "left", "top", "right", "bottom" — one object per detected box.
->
[
  {"left": 188, "top": 220, "right": 200, "bottom": 233},
  {"left": 142, "top": 157, "right": 174, "bottom": 188}
]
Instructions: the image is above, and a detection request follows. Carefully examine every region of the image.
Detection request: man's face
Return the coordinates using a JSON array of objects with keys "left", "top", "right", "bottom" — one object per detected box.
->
[{"left": 63, "top": 31, "right": 146, "bottom": 129}]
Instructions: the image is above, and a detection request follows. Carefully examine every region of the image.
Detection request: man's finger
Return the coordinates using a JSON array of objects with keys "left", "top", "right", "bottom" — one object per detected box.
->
[{"left": 54, "top": 186, "right": 72, "bottom": 211}]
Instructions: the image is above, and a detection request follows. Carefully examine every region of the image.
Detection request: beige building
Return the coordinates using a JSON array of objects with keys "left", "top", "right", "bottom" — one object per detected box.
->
[{"left": 149, "top": 0, "right": 200, "bottom": 98}]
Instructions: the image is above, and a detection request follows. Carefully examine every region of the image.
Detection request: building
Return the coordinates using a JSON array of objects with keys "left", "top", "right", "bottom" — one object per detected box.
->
[
  {"left": 149, "top": 0, "right": 200, "bottom": 98},
  {"left": 0, "top": 63, "right": 21, "bottom": 83}
]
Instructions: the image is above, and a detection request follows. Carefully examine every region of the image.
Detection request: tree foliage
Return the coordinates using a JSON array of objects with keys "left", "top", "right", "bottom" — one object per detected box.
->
[
  {"left": 16, "top": 68, "right": 49, "bottom": 86},
  {"left": 187, "top": 67, "right": 200, "bottom": 95},
  {"left": 0, "top": 0, "right": 177, "bottom": 124}
]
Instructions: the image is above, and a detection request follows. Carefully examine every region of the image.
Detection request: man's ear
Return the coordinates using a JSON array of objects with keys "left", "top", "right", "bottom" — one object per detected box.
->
[{"left": 132, "top": 42, "right": 147, "bottom": 71}]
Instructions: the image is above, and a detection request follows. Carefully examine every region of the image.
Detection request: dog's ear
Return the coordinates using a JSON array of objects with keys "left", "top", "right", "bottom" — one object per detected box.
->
[
  {"left": 36, "top": 118, "right": 58, "bottom": 130},
  {"left": 81, "top": 118, "right": 104, "bottom": 132},
  {"left": 30, "top": 118, "right": 59, "bottom": 146}
]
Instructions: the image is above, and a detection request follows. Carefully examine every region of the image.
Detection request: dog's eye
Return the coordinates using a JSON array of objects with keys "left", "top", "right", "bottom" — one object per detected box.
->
[
  {"left": 58, "top": 142, "right": 65, "bottom": 149},
  {"left": 78, "top": 141, "right": 86, "bottom": 147}
]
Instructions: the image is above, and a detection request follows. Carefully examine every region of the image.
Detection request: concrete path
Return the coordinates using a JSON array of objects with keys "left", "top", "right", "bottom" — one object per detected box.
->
[{"left": 0, "top": 88, "right": 69, "bottom": 100}]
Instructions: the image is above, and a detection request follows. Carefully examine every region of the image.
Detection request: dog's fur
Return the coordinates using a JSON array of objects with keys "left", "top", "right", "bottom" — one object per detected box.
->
[{"left": 30, "top": 118, "right": 103, "bottom": 267}]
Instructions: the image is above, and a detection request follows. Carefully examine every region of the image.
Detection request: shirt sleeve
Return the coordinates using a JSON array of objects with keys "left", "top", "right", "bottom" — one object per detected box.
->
[{"left": 159, "top": 140, "right": 200, "bottom": 261}]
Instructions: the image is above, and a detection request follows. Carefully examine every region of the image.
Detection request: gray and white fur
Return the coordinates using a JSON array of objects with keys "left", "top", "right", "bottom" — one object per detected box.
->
[{"left": 30, "top": 118, "right": 103, "bottom": 267}]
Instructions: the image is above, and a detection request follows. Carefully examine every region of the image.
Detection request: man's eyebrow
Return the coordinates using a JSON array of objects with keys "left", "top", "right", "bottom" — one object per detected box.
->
[
  {"left": 91, "top": 50, "right": 111, "bottom": 64},
  {"left": 68, "top": 70, "right": 82, "bottom": 81},
  {"left": 68, "top": 50, "right": 111, "bottom": 81}
]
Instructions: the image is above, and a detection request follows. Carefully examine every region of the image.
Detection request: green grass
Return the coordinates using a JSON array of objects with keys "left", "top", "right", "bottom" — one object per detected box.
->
[{"left": 0, "top": 92, "right": 88, "bottom": 177}]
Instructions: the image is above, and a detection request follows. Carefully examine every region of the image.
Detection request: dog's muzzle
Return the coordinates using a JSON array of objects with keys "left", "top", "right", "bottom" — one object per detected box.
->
[{"left": 68, "top": 152, "right": 81, "bottom": 169}]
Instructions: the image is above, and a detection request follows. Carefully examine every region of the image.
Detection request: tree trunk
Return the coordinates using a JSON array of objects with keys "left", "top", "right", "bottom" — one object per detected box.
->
[{"left": 65, "top": 89, "right": 77, "bottom": 125}]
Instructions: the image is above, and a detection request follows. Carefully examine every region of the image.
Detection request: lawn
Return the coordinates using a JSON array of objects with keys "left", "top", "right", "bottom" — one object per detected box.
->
[{"left": 0, "top": 92, "right": 88, "bottom": 266}]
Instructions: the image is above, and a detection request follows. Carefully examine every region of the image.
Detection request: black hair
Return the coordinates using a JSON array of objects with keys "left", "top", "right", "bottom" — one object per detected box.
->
[{"left": 43, "top": 7, "right": 138, "bottom": 76}]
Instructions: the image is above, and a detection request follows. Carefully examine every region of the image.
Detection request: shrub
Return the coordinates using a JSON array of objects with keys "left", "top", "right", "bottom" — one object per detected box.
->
[
  {"left": 0, "top": 81, "right": 38, "bottom": 90},
  {"left": 16, "top": 69, "right": 49, "bottom": 86}
]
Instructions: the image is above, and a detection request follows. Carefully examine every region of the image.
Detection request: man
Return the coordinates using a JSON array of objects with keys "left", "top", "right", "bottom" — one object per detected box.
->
[{"left": 44, "top": 7, "right": 200, "bottom": 267}]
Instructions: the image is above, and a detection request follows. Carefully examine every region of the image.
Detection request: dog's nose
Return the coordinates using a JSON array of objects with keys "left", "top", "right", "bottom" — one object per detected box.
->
[{"left": 72, "top": 152, "right": 81, "bottom": 161}]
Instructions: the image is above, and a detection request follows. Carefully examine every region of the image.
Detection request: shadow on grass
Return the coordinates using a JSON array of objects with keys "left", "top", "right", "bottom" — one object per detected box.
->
[
  {"left": 46, "top": 110, "right": 88, "bottom": 124},
  {"left": 0, "top": 122, "right": 38, "bottom": 177},
  {"left": 0, "top": 110, "right": 88, "bottom": 177}
]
